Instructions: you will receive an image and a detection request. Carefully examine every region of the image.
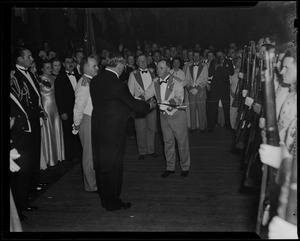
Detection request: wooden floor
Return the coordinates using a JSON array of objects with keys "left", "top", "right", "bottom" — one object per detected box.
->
[{"left": 18, "top": 126, "right": 262, "bottom": 237}]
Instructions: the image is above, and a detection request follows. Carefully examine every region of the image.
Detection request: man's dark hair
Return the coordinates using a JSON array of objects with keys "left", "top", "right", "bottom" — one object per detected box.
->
[
  {"left": 152, "top": 50, "right": 161, "bottom": 56},
  {"left": 62, "top": 55, "right": 74, "bottom": 62},
  {"left": 12, "top": 46, "right": 29, "bottom": 63}
]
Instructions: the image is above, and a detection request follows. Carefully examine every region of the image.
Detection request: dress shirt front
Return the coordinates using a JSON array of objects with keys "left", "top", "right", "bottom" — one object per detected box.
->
[
  {"left": 193, "top": 63, "right": 199, "bottom": 86},
  {"left": 139, "top": 68, "right": 152, "bottom": 90},
  {"left": 73, "top": 74, "right": 93, "bottom": 126},
  {"left": 160, "top": 74, "right": 170, "bottom": 101},
  {"left": 67, "top": 71, "right": 77, "bottom": 90},
  {"left": 77, "top": 64, "right": 81, "bottom": 75}
]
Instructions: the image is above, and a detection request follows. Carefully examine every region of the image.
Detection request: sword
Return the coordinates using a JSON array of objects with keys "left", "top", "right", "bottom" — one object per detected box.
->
[{"left": 157, "top": 103, "right": 187, "bottom": 110}]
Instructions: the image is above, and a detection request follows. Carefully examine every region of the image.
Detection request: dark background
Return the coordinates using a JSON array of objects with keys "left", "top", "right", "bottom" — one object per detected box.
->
[{"left": 9, "top": 2, "right": 297, "bottom": 55}]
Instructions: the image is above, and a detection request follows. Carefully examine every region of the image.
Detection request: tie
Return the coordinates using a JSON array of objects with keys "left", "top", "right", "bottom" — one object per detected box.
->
[
  {"left": 159, "top": 77, "right": 169, "bottom": 85},
  {"left": 67, "top": 72, "right": 75, "bottom": 76},
  {"left": 20, "top": 68, "right": 28, "bottom": 74},
  {"left": 140, "top": 69, "right": 148, "bottom": 74}
]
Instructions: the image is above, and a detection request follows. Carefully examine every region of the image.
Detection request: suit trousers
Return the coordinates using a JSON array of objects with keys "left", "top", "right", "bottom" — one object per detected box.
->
[
  {"left": 78, "top": 114, "right": 97, "bottom": 192},
  {"left": 230, "top": 95, "right": 238, "bottom": 130},
  {"left": 95, "top": 142, "right": 125, "bottom": 211},
  {"left": 188, "top": 87, "right": 207, "bottom": 130},
  {"left": 61, "top": 116, "right": 82, "bottom": 160},
  {"left": 160, "top": 110, "right": 190, "bottom": 172},
  {"left": 134, "top": 109, "right": 156, "bottom": 155},
  {"left": 11, "top": 117, "right": 41, "bottom": 214},
  {"left": 207, "top": 85, "right": 231, "bottom": 131}
]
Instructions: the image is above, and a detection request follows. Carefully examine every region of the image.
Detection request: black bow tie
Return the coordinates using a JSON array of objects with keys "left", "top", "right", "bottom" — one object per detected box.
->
[
  {"left": 159, "top": 77, "right": 169, "bottom": 85},
  {"left": 20, "top": 68, "right": 28, "bottom": 74},
  {"left": 67, "top": 72, "right": 75, "bottom": 76},
  {"left": 140, "top": 69, "right": 148, "bottom": 74},
  {"left": 193, "top": 63, "right": 199, "bottom": 67}
]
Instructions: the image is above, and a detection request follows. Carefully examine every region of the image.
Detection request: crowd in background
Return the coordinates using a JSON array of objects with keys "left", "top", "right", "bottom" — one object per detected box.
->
[{"left": 9, "top": 32, "right": 297, "bottom": 239}]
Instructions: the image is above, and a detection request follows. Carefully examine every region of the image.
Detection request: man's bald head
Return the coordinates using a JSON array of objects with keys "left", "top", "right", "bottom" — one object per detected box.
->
[{"left": 157, "top": 60, "right": 170, "bottom": 79}]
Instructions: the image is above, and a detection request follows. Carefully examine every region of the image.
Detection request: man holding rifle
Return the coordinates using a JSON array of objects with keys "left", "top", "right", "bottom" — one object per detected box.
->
[
  {"left": 140, "top": 60, "right": 191, "bottom": 178},
  {"left": 258, "top": 46, "right": 297, "bottom": 238}
]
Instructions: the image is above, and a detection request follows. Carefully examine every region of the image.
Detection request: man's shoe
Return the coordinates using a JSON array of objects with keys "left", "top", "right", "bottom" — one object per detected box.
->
[
  {"left": 146, "top": 153, "right": 158, "bottom": 158},
  {"left": 120, "top": 202, "right": 132, "bottom": 210},
  {"left": 189, "top": 129, "right": 197, "bottom": 133},
  {"left": 138, "top": 155, "right": 145, "bottom": 160},
  {"left": 36, "top": 186, "right": 42, "bottom": 191},
  {"left": 180, "top": 171, "right": 189, "bottom": 178},
  {"left": 161, "top": 170, "right": 175, "bottom": 178},
  {"left": 24, "top": 205, "right": 39, "bottom": 211},
  {"left": 19, "top": 213, "right": 28, "bottom": 221}
]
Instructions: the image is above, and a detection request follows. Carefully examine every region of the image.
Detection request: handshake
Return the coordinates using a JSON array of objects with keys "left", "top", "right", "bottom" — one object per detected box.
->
[{"left": 147, "top": 97, "right": 158, "bottom": 110}]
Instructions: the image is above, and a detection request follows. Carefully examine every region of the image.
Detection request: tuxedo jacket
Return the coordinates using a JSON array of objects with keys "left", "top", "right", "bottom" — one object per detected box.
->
[
  {"left": 208, "top": 58, "right": 234, "bottom": 87},
  {"left": 54, "top": 71, "right": 81, "bottom": 118},
  {"left": 90, "top": 69, "right": 150, "bottom": 172},
  {"left": 143, "top": 74, "right": 184, "bottom": 116},
  {"left": 127, "top": 68, "right": 156, "bottom": 97},
  {"left": 10, "top": 67, "right": 43, "bottom": 121},
  {"left": 10, "top": 92, "right": 31, "bottom": 150},
  {"left": 185, "top": 63, "right": 209, "bottom": 92}
]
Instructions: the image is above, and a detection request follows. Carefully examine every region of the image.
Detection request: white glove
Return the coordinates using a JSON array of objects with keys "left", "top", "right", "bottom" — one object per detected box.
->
[
  {"left": 245, "top": 97, "right": 254, "bottom": 107},
  {"left": 159, "top": 100, "right": 169, "bottom": 111},
  {"left": 238, "top": 72, "right": 244, "bottom": 79},
  {"left": 72, "top": 124, "right": 79, "bottom": 135},
  {"left": 242, "top": 89, "right": 248, "bottom": 97},
  {"left": 10, "top": 148, "right": 21, "bottom": 172},
  {"left": 268, "top": 216, "right": 298, "bottom": 239},
  {"left": 259, "top": 117, "right": 265, "bottom": 129},
  {"left": 259, "top": 142, "right": 290, "bottom": 169}
]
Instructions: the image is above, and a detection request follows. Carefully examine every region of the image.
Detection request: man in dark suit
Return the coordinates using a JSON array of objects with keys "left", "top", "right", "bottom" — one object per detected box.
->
[
  {"left": 55, "top": 56, "right": 82, "bottom": 161},
  {"left": 90, "top": 53, "right": 156, "bottom": 211},
  {"left": 10, "top": 47, "right": 45, "bottom": 221},
  {"left": 207, "top": 48, "right": 234, "bottom": 132}
]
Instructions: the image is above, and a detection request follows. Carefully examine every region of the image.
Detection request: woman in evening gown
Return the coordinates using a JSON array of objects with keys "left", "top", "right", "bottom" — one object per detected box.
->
[{"left": 39, "top": 60, "right": 65, "bottom": 169}]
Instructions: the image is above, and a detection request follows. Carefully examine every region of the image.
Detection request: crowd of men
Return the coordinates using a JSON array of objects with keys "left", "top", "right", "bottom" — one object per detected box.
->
[{"left": 9, "top": 34, "right": 297, "bottom": 238}]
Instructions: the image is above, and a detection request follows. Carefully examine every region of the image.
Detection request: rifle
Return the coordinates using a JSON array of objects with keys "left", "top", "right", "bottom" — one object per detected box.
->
[
  {"left": 232, "top": 45, "right": 247, "bottom": 108},
  {"left": 256, "top": 50, "right": 280, "bottom": 235},
  {"left": 243, "top": 58, "right": 265, "bottom": 188},
  {"left": 235, "top": 42, "right": 252, "bottom": 144}
]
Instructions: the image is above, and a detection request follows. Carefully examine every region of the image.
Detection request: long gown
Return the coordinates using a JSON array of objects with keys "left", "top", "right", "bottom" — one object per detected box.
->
[
  {"left": 10, "top": 188, "right": 22, "bottom": 232},
  {"left": 39, "top": 75, "right": 65, "bottom": 169}
]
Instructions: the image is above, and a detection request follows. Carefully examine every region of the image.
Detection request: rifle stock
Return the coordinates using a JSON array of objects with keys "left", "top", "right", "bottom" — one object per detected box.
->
[{"left": 256, "top": 51, "right": 280, "bottom": 235}]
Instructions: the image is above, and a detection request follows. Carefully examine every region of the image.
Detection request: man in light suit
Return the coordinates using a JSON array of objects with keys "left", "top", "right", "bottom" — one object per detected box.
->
[
  {"left": 73, "top": 56, "right": 99, "bottom": 192},
  {"left": 141, "top": 60, "right": 190, "bottom": 178},
  {"left": 128, "top": 55, "right": 158, "bottom": 160},
  {"left": 185, "top": 50, "right": 209, "bottom": 132}
]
